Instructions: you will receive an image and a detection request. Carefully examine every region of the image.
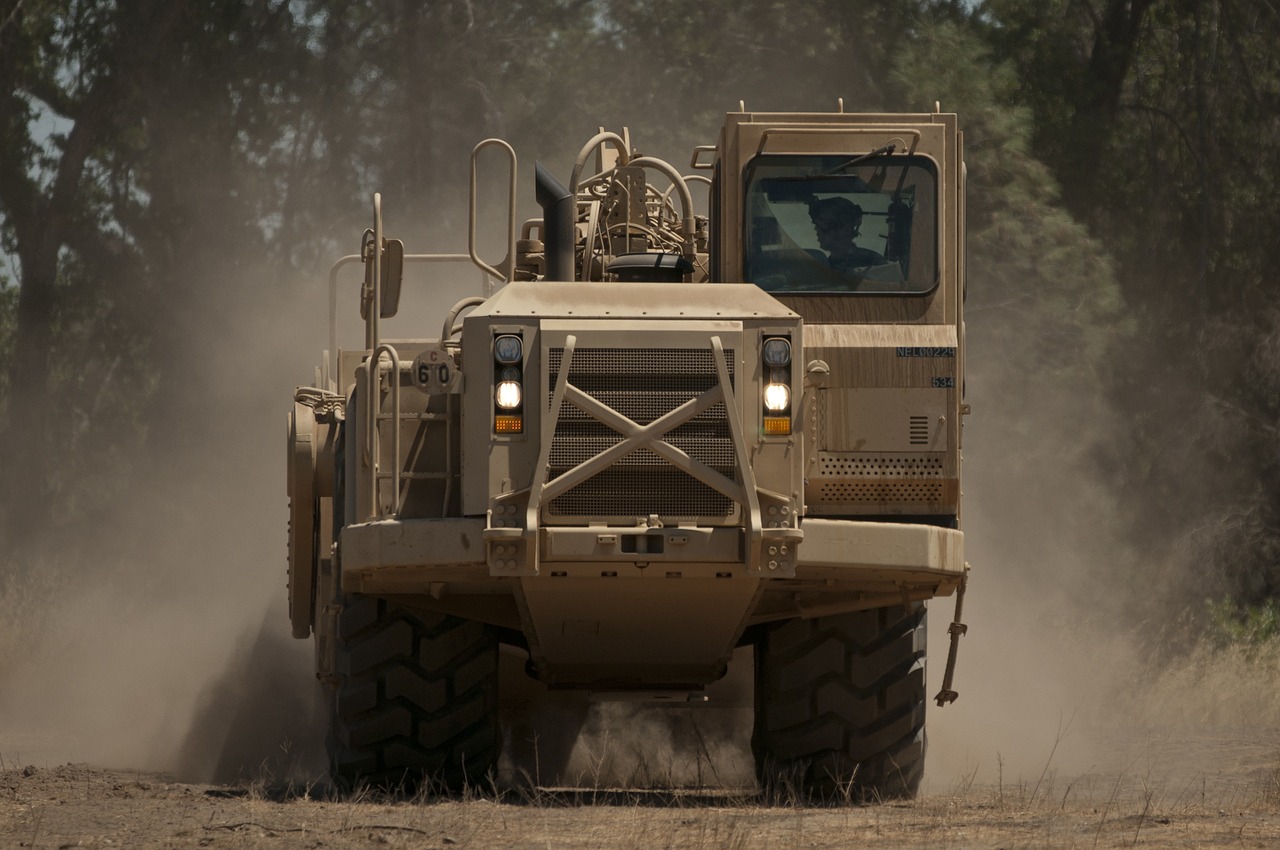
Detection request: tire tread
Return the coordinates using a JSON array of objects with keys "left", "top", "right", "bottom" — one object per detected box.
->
[
  {"left": 753, "top": 603, "right": 927, "bottom": 801},
  {"left": 326, "top": 596, "right": 498, "bottom": 791}
]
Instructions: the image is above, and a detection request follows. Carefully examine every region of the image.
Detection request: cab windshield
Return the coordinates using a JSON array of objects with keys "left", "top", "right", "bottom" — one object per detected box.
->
[{"left": 743, "top": 154, "right": 938, "bottom": 294}]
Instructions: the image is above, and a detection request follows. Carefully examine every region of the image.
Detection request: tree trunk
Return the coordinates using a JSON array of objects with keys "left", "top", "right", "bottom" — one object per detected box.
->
[{"left": 1058, "top": 0, "right": 1153, "bottom": 215}]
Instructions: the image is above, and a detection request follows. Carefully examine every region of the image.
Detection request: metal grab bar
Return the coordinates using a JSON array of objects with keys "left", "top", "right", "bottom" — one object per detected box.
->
[
  {"left": 326, "top": 252, "right": 481, "bottom": 392},
  {"left": 327, "top": 255, "right": 361, "bottom": 391},
  {"left": 469, "top": 138, "right": 517, "bottom": 285},
  {"left": 363, "top": 346, "right": 462, "bottom": 520},
  {"left": 366, "top": 344, "right": 401, "bottom": 519}
]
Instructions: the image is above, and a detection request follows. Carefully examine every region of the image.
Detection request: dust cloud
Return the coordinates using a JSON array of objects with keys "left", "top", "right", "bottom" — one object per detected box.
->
[
  {"left": 0, "top": 222, "right": 493, "bottom": 784},
  {"left": 922, "top": 345, "right": 1133, "bottom": 789},
  {"left": 0, "top": 275, "right": 320, "bottom": 781},
  {"left": 921, "top": 307, "right": 1280, "bottom": 796},
  {"left": 1, "top": 130, "right": 1273, "bottom": 802},
  {"left": 497, "top": 647, "right": 757, "bottom": 790}
]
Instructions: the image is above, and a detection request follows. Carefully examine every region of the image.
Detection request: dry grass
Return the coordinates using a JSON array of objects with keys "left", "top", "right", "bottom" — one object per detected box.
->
[
  {"left": 1116, "top": 640, "right": 1280, "bottom": 730},
  {"left": 7, "top": 719, "right": 1280, "bottom": 850},
  {"left": 5, "top": 757, "right": 1280, "bottom": 849}
]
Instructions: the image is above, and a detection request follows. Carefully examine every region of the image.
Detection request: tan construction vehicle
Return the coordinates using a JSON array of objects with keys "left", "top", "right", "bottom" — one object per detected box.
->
[{"left": 287, "top": 104, "right": 970, "bottom": 799}]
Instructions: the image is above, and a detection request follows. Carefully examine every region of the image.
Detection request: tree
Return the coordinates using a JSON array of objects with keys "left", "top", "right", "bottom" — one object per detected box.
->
[
  {"left": 0, "top": 0, "right": 317, "bottom": 551},
  {"left": 980, "top": 0, "right": 1280, "bottom": 618},
  {"left": 892, "top": 18, "right": 1137, "bottom": 625},
  {"left": 0, "top": 0, "right": 145, "bottom": 544}
]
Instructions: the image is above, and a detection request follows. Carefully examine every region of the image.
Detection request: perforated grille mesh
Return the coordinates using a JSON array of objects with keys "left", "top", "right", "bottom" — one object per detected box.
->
[
  {"left": 549, "top": 348, "right": 733, "bottom": 379},
  {"left": 548, "top": 414, "right": 735, "bottom": 468},
  {"left": 546, "top": 347, "right": 736, "bottom": 519},
  {"left": 547, "top": 451, "right": 734, "bottom": 517},
  {"left": 814, "top": 452, "right": 946, "bottom": 505}
]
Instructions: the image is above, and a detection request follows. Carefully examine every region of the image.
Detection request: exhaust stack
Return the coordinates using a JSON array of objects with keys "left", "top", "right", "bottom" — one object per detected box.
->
[{"left": 535, "top": 162, "right": 574, "bottom": 281}]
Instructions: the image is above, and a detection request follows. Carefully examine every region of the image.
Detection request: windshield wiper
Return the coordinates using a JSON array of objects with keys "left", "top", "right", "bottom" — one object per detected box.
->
[{"left": 822, "top": 143, "right": 897, "bottom": 175}]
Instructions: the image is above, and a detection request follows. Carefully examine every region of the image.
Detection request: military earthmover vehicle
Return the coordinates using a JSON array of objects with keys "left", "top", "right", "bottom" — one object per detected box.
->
[{"left": 287, "top": 104, "right": 970, "bottom": 799}]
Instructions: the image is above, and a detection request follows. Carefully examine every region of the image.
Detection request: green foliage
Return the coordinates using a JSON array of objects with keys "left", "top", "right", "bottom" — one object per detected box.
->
[
  {"left": 892, "top": 18, "right": 1128, "bottom": 382},
  {"left": 0, "top": 0, "right": 321, "bottom": 543},
  {"left": 1204, "top": 597, "right": 1280, "bottom": 652},
  {"left": 0, "top": 0, "right": 1277, "bottom": 638},
  {"left": 977, "top": 0, "right": 1280, "bottom": 613}
]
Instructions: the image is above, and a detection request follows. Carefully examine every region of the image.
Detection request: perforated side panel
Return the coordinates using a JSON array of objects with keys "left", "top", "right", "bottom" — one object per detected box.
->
[
  {"left": 812, "top": 452, "right": 948, "bottom": 507},
  {"left": 818, "top": 454, "right": 944, "bottom": 477}
]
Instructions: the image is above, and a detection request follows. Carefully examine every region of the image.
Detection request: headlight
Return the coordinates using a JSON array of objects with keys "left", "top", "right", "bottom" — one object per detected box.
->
[
  {"left": 492, "top": 332, "right": 524, "bottom": 433},
  {"left": 762, "top": 337, "right": 791, "bottom": 367},
  {"left": 763, "top": 383, "right": 790, "bottom": 412},
  {"left": 761, "top": 335, "right": 793, "bottom": 435},
  {"left": 494, "top": 334, "right": 523, "bottom": 364},
  {"left": 495, "top": 380, "right": 523, "bottom": 410}
]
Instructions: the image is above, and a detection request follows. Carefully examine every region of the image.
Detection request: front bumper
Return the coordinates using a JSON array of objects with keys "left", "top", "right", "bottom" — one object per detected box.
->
[
  {"left": 340, "top": 515, "right": 962, "bottom": 594},
  {"left": 338, "top": 515, "right": 963, "bottom": 687}
]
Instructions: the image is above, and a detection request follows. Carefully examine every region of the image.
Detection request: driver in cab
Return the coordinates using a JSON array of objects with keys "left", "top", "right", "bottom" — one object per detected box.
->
[{"left": 809, "top": 197, "right": 885, "bottom": 273}]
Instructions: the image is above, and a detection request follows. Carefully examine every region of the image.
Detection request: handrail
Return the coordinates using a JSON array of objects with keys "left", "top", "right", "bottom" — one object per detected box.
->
[
  {"left": 367, "top": 193, "right": 383, "bottom": 350},
  {"left": 689, "top": 145, "right": 716, "bottom": 170},
  {"left": 469, "top": 138, "right": 517, "bottom": 285},
  {"left": 366, "top": 343, "right": 401, "bottom": 519},
  {"left": 328, "top": 254, "right": 361, "bottom": 390},
  {"left": 328, "top": 252, "right": 476, "bottom": 392},
  {"left": 442, "top": 394, "right": 455, "bottom": 518}
]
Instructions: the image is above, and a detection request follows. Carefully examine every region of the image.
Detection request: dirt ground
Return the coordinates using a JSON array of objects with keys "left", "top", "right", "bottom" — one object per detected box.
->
[{"left": 5, "top": 729, "right": 1280, "bottom": 850}]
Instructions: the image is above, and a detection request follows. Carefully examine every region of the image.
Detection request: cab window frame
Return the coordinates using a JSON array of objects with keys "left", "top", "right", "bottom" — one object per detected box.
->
[{"left": 741, "top": 152, "right": 942, "bottom": 297}]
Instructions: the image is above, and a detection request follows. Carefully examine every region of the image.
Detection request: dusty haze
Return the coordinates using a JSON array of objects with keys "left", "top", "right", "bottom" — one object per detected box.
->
[{"left": 1, "top": 129, "right": 1272, "bottom": 802}]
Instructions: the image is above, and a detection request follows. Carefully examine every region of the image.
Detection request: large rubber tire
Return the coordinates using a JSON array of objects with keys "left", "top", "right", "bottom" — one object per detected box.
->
[
  {"left": 752, "top": 603, "right": 926, "bottom": 802},
  {"left": 327, "top": 595, "right": 499, "bottom": 792}
]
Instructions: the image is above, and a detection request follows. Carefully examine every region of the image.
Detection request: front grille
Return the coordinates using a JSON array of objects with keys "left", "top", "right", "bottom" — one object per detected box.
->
[{"left": 546, "top": 347, "right": 736, "bottom": 520}]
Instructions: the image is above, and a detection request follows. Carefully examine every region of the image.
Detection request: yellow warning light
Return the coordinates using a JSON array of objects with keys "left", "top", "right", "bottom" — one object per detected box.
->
[
  {"left": 494, "top": 415, "right": 523, "bottom": 433},
  {"left": 763, "top": 416, "right": 791, "bottom": 435}
]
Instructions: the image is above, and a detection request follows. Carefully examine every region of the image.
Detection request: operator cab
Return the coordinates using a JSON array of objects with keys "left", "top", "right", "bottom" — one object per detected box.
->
[{"left": 743, "top": 153, "right": 938, "bottom": 294}]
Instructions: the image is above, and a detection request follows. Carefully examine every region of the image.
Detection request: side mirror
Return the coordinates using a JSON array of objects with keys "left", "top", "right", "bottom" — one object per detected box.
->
[
  {"left": 380, "top": 238, "right": 404, "bottom": 318},
  {"left": 361, "top": 237, "right": 405, "bottom": 319}
]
